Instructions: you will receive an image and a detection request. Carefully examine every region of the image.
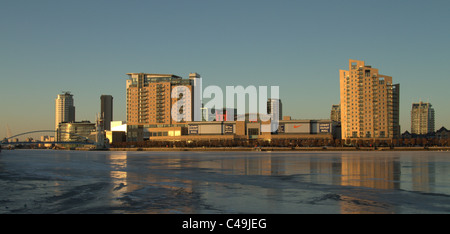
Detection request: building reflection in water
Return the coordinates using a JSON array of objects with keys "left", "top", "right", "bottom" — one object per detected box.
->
[
  {"left": 108, "top": 152, "right": 129, "bottom": 209},
  {"left": 107, "top": 152, "right": 198, "bottom": 213},
  {"left": 192, "top": 152, "right": 402, "bottom": 214},
  {"left": 337, "top": 153, "right": 401, "bottom": 213},
  {"left": 105, "top": 151, "right": 443, "bottom": 214},
  {"left": 411, "top": 155, "right": 436, "bottom": 193}
]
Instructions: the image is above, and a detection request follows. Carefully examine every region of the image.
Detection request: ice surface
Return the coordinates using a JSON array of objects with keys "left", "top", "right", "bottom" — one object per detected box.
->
[{"left": 1, "top": 149, "right": 449, "bottom": 214}]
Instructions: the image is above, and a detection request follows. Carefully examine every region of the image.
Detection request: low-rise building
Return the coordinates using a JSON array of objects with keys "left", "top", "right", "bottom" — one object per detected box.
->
[
  {"left": 127, "top": 118, "right": 335, "bottom": 142},
  {"left": 57, "top": 121, "right": 96, "bottom": 142},
  {"left": 106, "top": 131, "right": 126, "bottom": 144},
  {"left": 435, "top": 127, "right": 450, "bottom": 139}
]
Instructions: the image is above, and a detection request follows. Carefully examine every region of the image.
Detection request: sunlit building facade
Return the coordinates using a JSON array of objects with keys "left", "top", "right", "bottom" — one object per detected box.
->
[
  {"left": 125, "top": 73, "right": 200, "bottom": 141},
  {"left": 411, "top": 102, "right": 435, "bottom": 135},
  {"left": 340, "top": 59, "right": 400, "bottom": 140},
  {"left": 330, "top": 104, "right": 341, "bottom": 122},
  {"left": 57, "top": 121, "right": 95, "bottom": 142},
  {"left": 55, "top": 92, "right": 75, "bottom": 131}
]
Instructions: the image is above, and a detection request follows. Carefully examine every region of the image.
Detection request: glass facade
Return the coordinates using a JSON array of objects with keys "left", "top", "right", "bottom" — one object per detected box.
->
[{"left": 57, "top": 121, "right": 96, "bottom": 142}]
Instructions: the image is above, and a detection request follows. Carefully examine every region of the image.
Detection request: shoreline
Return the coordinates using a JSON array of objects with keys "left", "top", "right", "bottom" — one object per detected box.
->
[
  {"left": 105, "top": 146, "right": 450, "bottom": 152},
  {"left": 4, "top": 146, "right": 450, "bottom": 152}
]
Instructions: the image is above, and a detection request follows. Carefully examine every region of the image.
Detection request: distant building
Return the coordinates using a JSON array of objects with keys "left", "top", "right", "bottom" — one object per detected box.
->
[
  {"left": 411, "top": 102, "right": 435, "bottom": 135},
  {"left": 106, "top": 131, "right": 126, "bottom": 144},
  {"left": 267, "top": 98, "right": 282, "bottom": 121},
  {"left": 101, "top": 95, "right": 113, "bottom": 130},
  {"left": 200, "top": 107, "right": 236, "bottom": 122},
  {"left": 340, "top": 59, "right": 400, "bottom": 140},
  {"left": 107, "top": 121, "right": 127, "bottom": 144},
  {"left": 213, "top": 108, "right": 237, "bottom": 121},
  {"left": 57, "top": 121, "right": 95, "bottom": 142},
  {"left": 330, "top": 104, "right": 341, "bottom": 122},
  {"left": 39, "top": 135, "right": 55, "bottom": 148},
  {"left": 435, "top": 127, "right": 449, "bottom": 139},
  {"left": 111, "top": 121, "right": 127, "bottom": 132},
  {"left": 201, "top": 107, "right": 213, "bottom": 121},
  {"left": 55, "top": 92, "right": 75, "bottom": 130}
]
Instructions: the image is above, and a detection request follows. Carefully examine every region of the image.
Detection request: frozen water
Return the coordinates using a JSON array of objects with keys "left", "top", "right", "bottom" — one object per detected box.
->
[{"left": 1, "top": 149, "right": 450, "bottom": 213}]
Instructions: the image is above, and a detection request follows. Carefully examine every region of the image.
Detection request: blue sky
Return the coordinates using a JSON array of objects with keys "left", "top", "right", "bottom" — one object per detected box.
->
[{"left": 1, "top": 0, "right": 450, "bottom": 139}]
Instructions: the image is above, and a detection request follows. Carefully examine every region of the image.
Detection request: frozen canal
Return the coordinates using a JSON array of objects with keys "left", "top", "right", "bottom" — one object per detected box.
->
[{"left": 0, "top": 149, "right": 450, "bottom": 214}]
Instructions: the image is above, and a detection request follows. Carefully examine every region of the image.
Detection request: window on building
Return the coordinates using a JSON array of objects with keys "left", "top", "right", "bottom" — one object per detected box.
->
[{"left": 248, "top": 128, "right": 259, "bottom": 136}]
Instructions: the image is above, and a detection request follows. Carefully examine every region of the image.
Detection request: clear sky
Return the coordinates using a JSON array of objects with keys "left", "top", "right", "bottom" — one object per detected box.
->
[{"left": 1, "top": 0, "right": 450, "bottom": 139}]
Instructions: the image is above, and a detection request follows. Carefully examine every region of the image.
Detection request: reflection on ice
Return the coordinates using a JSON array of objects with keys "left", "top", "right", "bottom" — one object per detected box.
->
[{"left": 0, "top": 150, "right": 450, "bottom": 213}]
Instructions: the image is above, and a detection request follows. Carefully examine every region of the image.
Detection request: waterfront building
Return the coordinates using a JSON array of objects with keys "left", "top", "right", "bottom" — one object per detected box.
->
[
  {"left": 126, "top": 73, "right": 200, "bottom": 142},
  {"left": 111, "top": 121, "right": 127, "bottom": 132},
  {"left": 144, "top": 118, "right": 334, "bottom": 142},
  {"left": 108, "top": 121, "right": 127, "bottom": 144},
  {"left": 100, "top": 95, "right": 113, "bottom": 130},
  {"left": 106, "top": 131, "right": 126, "bottom": 144},
  {"left": 339, "top": 59, "right": 400, "bottom": 141},
  {"left": 57, "top": 121, "right": 95, "bottom": 142},
  {"left": 126, "top": 73, "right": 197, "bottom": 125},
  {"left": 330, "top": 104, "right": 341, "bottom": 122},
  {"left": 436, "top": 127, "right": 450, "bottom": 139},
  {"left": 411, "top": 102, "right": 435, "bottom": 135},
  {"left": 55, "top": 92, "right": 75, "bottom": 130}
]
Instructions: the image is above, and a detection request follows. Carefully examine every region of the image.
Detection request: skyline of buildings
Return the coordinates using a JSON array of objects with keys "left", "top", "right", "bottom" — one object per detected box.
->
[
  {"left": 1, "top": 1, "right": 449, "bottom": 143},
  {"left": 4, "top": 59, "right": 448, "bottom": 143},
  {"left": 123, "top": 72, "right": 306, "bottom": 142}
]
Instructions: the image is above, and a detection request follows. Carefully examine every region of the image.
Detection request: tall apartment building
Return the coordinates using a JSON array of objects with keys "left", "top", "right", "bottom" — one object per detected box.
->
[
  {"left": 126, "top": 73, "right": 198, "bottom": 125},
  {"left": 126, "top": 73, "right": 199, "bottom": 141},
  {"left": 267, "top": 98, "right": 282, "bottom": 121},
  {"left": 55, "top": 92, "right": 75, "bottom": 130},
  {"left": 100, "top": 95, "right": 113, "bottom": 130},
  {"left": 330, "top": 104, "right": 341, "bottom": 122},
  {"left": 411, "top": 102, "right": 435, "bottom": 135},
  {"left": 339, "top": 59, "right": 400, "bottom": 140}
]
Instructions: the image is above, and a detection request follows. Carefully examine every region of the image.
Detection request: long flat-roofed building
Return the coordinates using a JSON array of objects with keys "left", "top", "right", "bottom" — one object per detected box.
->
[
  {"left": 339, "top": 59, "right": 400, "bottom": 141},
  {"left": 143, "top": 118, "right": 334, "bottom": 142}
]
